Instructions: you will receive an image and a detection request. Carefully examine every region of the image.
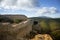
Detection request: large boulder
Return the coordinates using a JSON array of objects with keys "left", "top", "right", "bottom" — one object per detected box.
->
[{"left": 31, "top": 34, "right": 53, "bottom": 40}]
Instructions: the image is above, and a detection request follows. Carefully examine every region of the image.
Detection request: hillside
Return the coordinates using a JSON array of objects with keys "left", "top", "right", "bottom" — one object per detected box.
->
[
  {"left": 29, "top": 17, "right": 60, "bottom": 40},
  {"left": 0, "top": 15, "right": 33, "bottom": 40},
  {"left": 0, "top": 15, "right": 27, "bottom": 23},
  {"left": 0, "top": 15, "right": 60, "bottom": 40}
]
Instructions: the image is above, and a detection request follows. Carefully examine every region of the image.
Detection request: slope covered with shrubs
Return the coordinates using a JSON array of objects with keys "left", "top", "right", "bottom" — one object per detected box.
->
[{"left": 30, "top": 17, "right": 60, "bottom": 40}]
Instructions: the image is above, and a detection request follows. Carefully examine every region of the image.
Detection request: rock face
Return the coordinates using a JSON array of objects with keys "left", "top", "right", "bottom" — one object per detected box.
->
[
  {"left": 0, "top": 15, "right": 33, "bottom": 40},
  {"left": 0, "top": 15, "right": 27, "bottom": 20},
  {"left": 31, "top": 34, "right": 53, "bottom": 40}
]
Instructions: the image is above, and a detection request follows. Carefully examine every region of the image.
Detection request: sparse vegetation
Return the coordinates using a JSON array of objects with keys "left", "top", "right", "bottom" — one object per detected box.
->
[
  {"left": 0, "top": 17, "right": 23, "bottom": 23},
  {"left": 40, "top": 20, "right": 50, "bottom": 34},
  {"left": 51, "top": 30, "right": 60, "bottom": 40},
  {"left": 49, "top": 20, "right": 60, "bottom": 32},
  {"left": 30, "top": 17, "right": 60, "bottom": 40},
  {"left": 14, "top": 19, "right": 23, "bottom": 23},
  {"left": 0, "top": 15, "right": 60, "bottom": 40},
  {"left": 0, "top": 17, "right": 13, "bottom": 23}
]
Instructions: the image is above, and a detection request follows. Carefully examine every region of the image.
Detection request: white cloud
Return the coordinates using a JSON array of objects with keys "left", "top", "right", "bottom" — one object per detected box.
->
[
  {"left": 37, "top": 7, "right": 57, "bottom": 15},
  {"left": 0, "top": 13, "right": 23, "bottom": 15},
  {"left": 0, "top": 0, "right": 59, "bottom": 18},
  {"left": 0, "top": 0, "right": 40, "bottom": 10},
  {"left": 37, "top": 7, "right": 48, "bottom": 14},
  {"left": 49, "top": 7, "right": 57, "bottom": 13}
]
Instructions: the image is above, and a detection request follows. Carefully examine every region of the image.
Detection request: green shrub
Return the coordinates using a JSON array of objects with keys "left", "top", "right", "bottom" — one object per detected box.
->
[
  {"left": 0, "top": 17, "right": 13, "bottom": 23},
  {"left": 40, "top": 20, "right": 51, "bottom": 34},
  {"left": 25, "top": 31, "right": 37, "bottom": 39},
  {"left": 51, "top": 30, "right": 60, "bottom": 40},
  {"left": 14, "top": 19, "right": 22, "bottom": 23},
  {"left": 49, "top": 21, "right": 60, "bottom": 32}
]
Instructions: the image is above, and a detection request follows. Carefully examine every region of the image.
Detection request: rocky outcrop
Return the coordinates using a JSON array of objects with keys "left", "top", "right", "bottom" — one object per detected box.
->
[
  {"left": 0, "top": 19, "right": 33, "bottom": 40},
  {"left": 0, "top": 15, "right": 27, "bottom": 20},
  {"left": 0, "top": 15, "right": 27, "bottom": 22},
  {"left": 31, "top": 34, "right": 53, "bottom": 40}
]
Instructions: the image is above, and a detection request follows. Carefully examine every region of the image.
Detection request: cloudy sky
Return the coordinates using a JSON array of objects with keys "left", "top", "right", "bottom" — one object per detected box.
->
[{"left": 0, "top": 0, "right": 60, "bottom": 18}]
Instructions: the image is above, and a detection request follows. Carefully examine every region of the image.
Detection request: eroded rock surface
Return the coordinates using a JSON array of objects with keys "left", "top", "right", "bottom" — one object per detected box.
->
[
  {"left": 0, "top": 19, "right": 33, "bottom": 40},
  {"left": 31, "top": 34, "right": 53, "bottom": 40}
]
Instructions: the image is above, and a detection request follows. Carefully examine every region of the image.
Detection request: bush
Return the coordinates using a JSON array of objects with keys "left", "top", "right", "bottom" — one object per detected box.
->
[
  {"left": 0, "top": 17, "right": 13, "bottom": 23},
  {"left": 51, "top": 30, "right": 60, "bottom": 40},
  {"left": 25, "top": 31, "right": 37, "bottom": 39},
  {"left": 14, "top": 19, "right": 22, "bottom": 23},
  {"left": 49, "top": 21, "right": 60, "bottom": 32},
  {"left": 40, "top": 20, "right": 51, "bottom": 34}
]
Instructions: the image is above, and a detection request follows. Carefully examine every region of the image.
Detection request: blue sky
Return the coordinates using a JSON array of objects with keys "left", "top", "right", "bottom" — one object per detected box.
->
[{"left": 0, "top": 0, "right": 60, "bottom": 18}]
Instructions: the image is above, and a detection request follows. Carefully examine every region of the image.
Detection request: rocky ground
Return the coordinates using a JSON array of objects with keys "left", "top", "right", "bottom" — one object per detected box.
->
[{"left": 31, "top": 34, "right": 53, "bottom": 40}]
